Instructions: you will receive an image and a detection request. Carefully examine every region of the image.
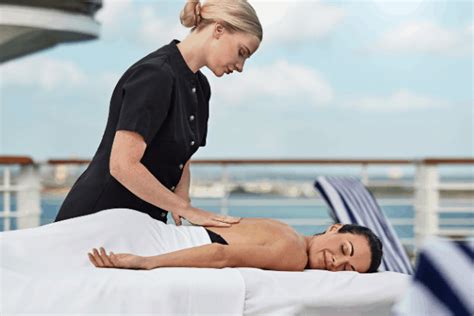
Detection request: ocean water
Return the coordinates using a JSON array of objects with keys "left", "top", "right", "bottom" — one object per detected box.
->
[{"left": 2, "top": 193, "right": 472, "bottom": 243}]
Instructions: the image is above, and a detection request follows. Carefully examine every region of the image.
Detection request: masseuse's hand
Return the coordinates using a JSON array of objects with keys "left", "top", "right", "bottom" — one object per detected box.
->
[
  {"left": 171, "top": 212, "right": 184, "bottom": 226},
  {"left": 88, "top": 247, "right": 148, "bottom": 270},
  {"left": 181, "top": 206, "right": 241, "bottom": 227}
]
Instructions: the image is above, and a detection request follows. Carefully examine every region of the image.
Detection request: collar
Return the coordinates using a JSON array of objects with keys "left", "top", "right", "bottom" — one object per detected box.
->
[{"left": 166, "top": 39, "right": 199, "bottom": 82}]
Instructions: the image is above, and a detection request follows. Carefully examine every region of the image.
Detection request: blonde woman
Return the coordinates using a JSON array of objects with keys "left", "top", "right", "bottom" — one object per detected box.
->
[{"left": 54, "top": 0, "right": 262, "bottom": 227}]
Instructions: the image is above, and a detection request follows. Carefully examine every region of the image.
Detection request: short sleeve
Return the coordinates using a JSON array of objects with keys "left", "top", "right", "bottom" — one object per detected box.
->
[
  {"left": 200, "top": 76, "right": 211, "bottom": 147},
  {"left": 200, "top": 124, "right": 208, "bottom": 147},
  {"left": 116, "top": 63, "right": 173, "bottom": 145}
]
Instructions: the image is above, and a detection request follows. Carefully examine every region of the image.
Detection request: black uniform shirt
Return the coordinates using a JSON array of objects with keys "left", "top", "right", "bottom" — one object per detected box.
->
[{"left": 54, "top": 39, "right": 210, "bottom": 223}]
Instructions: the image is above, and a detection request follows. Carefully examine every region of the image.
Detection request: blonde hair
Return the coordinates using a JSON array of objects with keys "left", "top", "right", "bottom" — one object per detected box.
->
[{"left": 180, "top": 0, "right": 263, "bottom": 42}]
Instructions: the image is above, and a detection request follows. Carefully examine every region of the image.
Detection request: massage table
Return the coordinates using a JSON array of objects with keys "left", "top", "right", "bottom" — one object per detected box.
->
[{"left": 0, "top": 208, "right": 410, "bottom": 315}]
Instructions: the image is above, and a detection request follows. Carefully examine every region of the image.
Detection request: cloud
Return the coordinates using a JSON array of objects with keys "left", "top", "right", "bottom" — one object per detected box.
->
[
  {"left": 207, "top": 59, "right": 334, "bottom": 108},
  {"left": 0, "top": 56, "right": 87, "bottom": 90},
  {"left": 96, "top": 0, "right": 134, "bottom": 40},
  {"left": 251, "top": 0, "right": 347, "bottom": 46},
  {"left": 342, "top": 90, "right": 449, "bottom": 111},
  {"left": 371, "top": 20, "right": 473, "bottom": 57},
  {"left": 137, "top": 4, "right": 189, "bottom": 49},
  {"left": 0, "top": 55, "right": 120, "bottom": 105}
]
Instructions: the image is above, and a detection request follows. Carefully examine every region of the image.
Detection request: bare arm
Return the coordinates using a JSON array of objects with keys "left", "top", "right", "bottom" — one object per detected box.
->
[
  {"left": 110, "top": 130, "right": 189, "bottom": 217},
  {"left": 174, "top": 160, "right": 191, "bottom": 203},
  {"left": 222, "top": 242, "right": 307, "bottom": 271},
  {"left": 90, "top": 242, "right": 307, "bottom": 271},
  {"left": 170, "top": 161, "right": 191, "bottom": 225},
  {"left": 143, "top": 242, "right": 305, "bottom": 271},
  {"left": 109, "top": 131, "right": 240, "bottom": 227}
]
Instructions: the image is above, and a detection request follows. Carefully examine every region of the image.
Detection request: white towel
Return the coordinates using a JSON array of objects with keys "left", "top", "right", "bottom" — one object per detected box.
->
[
  {"left": 240, "top": 268, "right": 410, "bottom": 316},
  {"left": 0, "top": 208, "right": 245, "bottom": 314}
]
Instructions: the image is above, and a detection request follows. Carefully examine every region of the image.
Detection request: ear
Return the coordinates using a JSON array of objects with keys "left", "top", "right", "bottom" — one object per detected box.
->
[
  {"left": 326, "top": 223, "right": 343, "bottom": 234},
  {"left": 213, "top": 22, "right": 225, "bottom": 39}
]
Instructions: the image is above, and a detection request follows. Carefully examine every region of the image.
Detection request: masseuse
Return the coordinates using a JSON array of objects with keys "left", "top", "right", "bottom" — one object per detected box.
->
[{"left": 54, "top": 0, "right": 262, "bottom": 227}]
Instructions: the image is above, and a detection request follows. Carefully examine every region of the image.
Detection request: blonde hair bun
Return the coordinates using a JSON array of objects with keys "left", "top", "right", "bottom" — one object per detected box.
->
[
  {"left": 179, "top": 0, "right": 263, "bottom": 42},
  {"left": 180, "top": 1, "right": 202, "bottom": 28}
]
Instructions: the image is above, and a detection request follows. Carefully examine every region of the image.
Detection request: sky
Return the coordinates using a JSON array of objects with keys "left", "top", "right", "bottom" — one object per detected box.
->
[{"left": 1, "top": 0, "right": 473, "bottom": 162}]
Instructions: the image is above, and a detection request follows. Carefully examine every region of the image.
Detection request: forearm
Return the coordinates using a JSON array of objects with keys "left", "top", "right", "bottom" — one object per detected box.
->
[
  {"left": 111, "top": 162, "right": 190, "bottom": 217},
  {"left": 174, "top": 161, "right": 191, "bottom": 202},
  {"left": 144, "top": 243, "right": 226, "bottom": 269}
]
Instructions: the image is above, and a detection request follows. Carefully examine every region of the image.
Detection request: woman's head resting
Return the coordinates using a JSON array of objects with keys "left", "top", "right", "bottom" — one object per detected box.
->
[
  {"left": 179, "top": 0, "right": 262, "bottom": 77},
  {"left": 306, "top": 224, "right": 383, "bottom": 273}
]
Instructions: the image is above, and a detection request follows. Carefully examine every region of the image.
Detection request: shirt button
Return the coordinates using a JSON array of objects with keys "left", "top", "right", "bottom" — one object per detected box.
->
[
  {"left": 171, "top": 186, "right": 176, "bottom": 191},
  {"left": 189, "top": 115, "right": 195, "bottom": 121},
  {"left": 161, "top": 212, "right": 167, "bottom": 218},
  {"left": 179, "top": 164, "right": 184, "bottom": 170},
  {"left": 190, "top": 140, "right": 195, "bottom": 146},
  {"left": 192, "top": 87, "right": 196, "bottom": 93}
]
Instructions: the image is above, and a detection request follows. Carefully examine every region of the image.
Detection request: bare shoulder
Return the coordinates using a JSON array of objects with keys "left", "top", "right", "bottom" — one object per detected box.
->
[{"left": 272, "top": 235, "right": 308, "bottom": 271}]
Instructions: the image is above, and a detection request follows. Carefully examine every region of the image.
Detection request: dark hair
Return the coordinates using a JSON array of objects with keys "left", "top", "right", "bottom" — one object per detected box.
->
[{"left": 314, "top": 224, "right": 383, "bottom": 273}]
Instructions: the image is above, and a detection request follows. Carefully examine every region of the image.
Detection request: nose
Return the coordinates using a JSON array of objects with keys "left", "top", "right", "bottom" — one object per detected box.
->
[
  {"left": 235, "top": 61, "right": 245, "bottom": 73},
  {"left": 330, "top": 255, "right": 349, "bottom": 271}
]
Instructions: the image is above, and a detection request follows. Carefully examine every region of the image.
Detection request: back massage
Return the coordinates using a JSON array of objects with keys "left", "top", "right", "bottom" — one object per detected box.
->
[{"left": 86, "top": 208, "right": 383, "bottom": 273}]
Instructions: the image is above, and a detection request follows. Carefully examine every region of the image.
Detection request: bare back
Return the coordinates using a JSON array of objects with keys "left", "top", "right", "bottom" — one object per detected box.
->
[{"left": 206, "top": 218, "right": 306, "bottom": 249}]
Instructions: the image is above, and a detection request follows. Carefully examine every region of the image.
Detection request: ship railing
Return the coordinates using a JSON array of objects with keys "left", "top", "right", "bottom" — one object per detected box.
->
[{"left": 1, "top": 157, "right": 472, "bottom": 253}]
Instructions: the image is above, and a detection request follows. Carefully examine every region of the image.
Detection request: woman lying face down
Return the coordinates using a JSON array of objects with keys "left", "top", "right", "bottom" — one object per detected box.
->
[{"left": 89, "top": 216, "right": 383, "bottom": 273}]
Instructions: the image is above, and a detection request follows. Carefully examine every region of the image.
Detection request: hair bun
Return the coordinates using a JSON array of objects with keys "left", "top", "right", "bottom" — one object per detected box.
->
[{"left": 180, "top": 1, "right": 202, "bottom": 28}]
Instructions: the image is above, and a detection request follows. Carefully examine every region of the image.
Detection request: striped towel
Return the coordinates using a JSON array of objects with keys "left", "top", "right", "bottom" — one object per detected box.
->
[
  {"left": 315, "top": 176, "right": 413, "bottom": 274},
  {"left": 393, "top": 237, "right": 474, "bottom": 316}
]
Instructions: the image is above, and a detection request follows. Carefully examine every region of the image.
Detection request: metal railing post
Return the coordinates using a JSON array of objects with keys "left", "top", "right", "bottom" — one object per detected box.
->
[
  {"left": 220, "top": 164, "right": 229, "bottom": 216},
  {"left": 16, "top": 164, "right": 42, "bottom": 229},
  {"left": 414, "top": 162, "right": 439, "bottom": 249},
  {"left": 2, "top": 167, "right": 12, "bottom": 231},
  {"left": 361, "top": 163, "right": 369, "bottom": 185}
]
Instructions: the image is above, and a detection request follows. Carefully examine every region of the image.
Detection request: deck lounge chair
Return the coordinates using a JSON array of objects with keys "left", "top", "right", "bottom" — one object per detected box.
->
[{"left": 314, "top": 176, "right": 413, "bottom": 274}]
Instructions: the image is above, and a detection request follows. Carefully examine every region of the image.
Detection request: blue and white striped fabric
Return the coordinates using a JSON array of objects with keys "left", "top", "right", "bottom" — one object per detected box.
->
[
  {"left": 314, "top": 176, "right": 413, "bottom": 274},
  {"left": 393, "top": 237, "right": 474, "bottom": 316}
]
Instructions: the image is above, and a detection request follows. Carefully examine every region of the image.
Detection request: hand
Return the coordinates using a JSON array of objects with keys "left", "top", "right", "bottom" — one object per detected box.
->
[
  {"left": 181, "top": 206, "right": 241, "bottom": 227},
  {"left": 88, "top": 247, "right": 149, "bottom": 270},
  {"left": 172, "top": 184, "right": 190, "bottom": 226},
  {"left": 171, "top": 212, "right": 183, "bottom": 226}
]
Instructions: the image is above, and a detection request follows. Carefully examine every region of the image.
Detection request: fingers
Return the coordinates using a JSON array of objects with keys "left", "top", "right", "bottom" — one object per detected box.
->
[
  {"left": 88, "top": 252, "right": 99, "bottom": 267},
  {"left": 100, "top": 247, "right": 115, "bottom": 267},
  {"left": 93, "top": 248, "right": 105, "bottom": 266},
  {"left": 213, "top": 215, "right": 241, "bottom": 224},
  {"left": 172, "top": 213, "right": 182, "bottom": 226},
  {"left": 88, "top": 247, "right": 115, "bottom": 268},
  {"left": 210, "top": 219, "right": 232, "bottom": 227}
]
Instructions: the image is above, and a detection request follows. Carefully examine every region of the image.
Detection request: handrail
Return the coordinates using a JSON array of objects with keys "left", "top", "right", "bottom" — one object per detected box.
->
[
  {"left": 0, "top": 156, "right": 34, "bottom": 165},
  {"left": 47, "top": 159, "right": 91, "bottom": 165},
  {"left": 421, "top": 158, "right": 474, "bottom": 165},
  {"left": 40, "top": 157, "right": 474, "bottom": 165}
]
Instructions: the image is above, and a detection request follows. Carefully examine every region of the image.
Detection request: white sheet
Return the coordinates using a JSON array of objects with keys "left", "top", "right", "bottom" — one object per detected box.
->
[
  {"left": 0, "top": 208, "right": 245, "bottom": 314},
  {"left": 239, "top": 268, "right": 410, "bottom": 316}
]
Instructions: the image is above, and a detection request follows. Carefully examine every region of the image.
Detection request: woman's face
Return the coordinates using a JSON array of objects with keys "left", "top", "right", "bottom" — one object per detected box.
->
[
  {"left": 307, "top": 224, "right": 372, "bottom": 273},
  {"left": 206, "top": 23, "right": 260, "bottom": 77}
]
